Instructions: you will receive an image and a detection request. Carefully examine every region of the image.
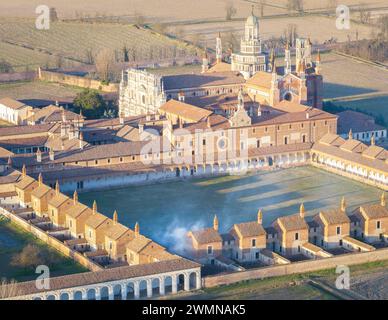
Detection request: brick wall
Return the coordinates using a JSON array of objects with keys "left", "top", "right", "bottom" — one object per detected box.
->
[
  {"left": 203, "top": 247, "right": 388, "bottom": 288},
  {"left": 38, "top": 69, "right": 119, "bottom": 93}
]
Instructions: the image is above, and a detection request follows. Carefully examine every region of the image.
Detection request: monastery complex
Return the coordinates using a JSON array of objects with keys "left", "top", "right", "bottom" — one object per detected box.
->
[{"left": 0, "top": 12, "right": 387, "bottom": 300}]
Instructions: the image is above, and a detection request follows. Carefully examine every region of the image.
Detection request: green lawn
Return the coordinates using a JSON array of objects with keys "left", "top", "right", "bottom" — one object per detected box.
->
[{"left": 0, "top": 218, "right": 88, "bottom": 282}]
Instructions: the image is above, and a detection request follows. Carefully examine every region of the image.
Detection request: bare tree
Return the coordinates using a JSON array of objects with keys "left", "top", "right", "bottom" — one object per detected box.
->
[
  {"left": 95, "top": 48, "right": 115, "bottom": 82},
  {"left": 84, "top": 48, "right": 94, "bottom": 64},
  {"left": 225, "top": 1, "right": 237, "bottom": 21},
  {"left": 358, "top": 4, "right": 372, "bottom": 24}
]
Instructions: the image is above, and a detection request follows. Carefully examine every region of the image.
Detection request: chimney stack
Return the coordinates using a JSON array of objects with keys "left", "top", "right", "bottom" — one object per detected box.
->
[
  {"left": 382, "top": 192, "right": 386, "bottom": 207},
  {"left": 178, "top": 91, "right": 185, "bottom": 102},
  {"left": 92, "top": 200, "right": 97, "bottom": 215},
  {"left": 22, "top": 164, "right": 26, "bottom": 178},
  {"left": 55, "top": 180, "right": 60, "bottom": 195},
  {"left": 135, "top": 222, "right": 140, "bottom": 237},
  {"left": 113, "top": 210, "right": 118, "bottom": 225},
  {"left": 73, "top": 190, "right": 78, "bottom": 205},
  {"left": 213, "top": 215, "right": 219, "bottom": 232},
  {"left": 36, "top": 149, "right": 42, "bottom": 163},
  {"left": 299, "top": 203, "right": 305, "bottom": 218},
  {"left": 38, "top": 173, "right": 43, "bottom": 186},
  {"left": 257, "top": 209, "right": 263, "bottom": 224}
]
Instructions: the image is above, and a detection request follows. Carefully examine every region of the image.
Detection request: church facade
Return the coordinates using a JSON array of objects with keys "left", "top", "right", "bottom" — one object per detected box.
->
[{"left": 119, "top": 12, "right": 323, "bottom": 117}]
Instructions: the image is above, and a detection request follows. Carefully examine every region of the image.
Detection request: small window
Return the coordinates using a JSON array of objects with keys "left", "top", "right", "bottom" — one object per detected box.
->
[
  {"left": 207, "top": 246, "right": 213, "bottom": 255},
  {"left": 377, "top": 221, "right": 381, "bottom": 229},
  {"left": 295, "top": 232, "right": 299, "bottom": 240},
  {"left": 252, "top": 239, "right": 256, "bottom": 247},
  {"left": 336, "top": 226, "right": 341, "bottom": 235}
]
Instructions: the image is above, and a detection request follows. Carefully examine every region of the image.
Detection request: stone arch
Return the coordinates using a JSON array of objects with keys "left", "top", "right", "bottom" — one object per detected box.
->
[
  {"left": 86, "top": 288, "right": 96, "bottom": 300},
  {"left": 189, "top": 272, "right": 198, "bottom": 290},
  {"left": 152, "top": 278, "right": 161, "bottom": 296},
  {"left": 177, "top": 274, "right": 185, "bottom": 291},
  {"left": 126, "top": 282, "right": 135, "bottom": 300},
  {"left": 100, "top": 286, "right": 109, "bottom": 300},
  {"left": 139, "top": 280, "right": 148, "bottom": 298},
  {"left": 113, "top": 284, "right": 122, "bottom": 300},
  {"left": 73, "top": 290, "right": 83, "bottom": 300},
  {"left": 33, "top": 296, "right": 42, "bottom": 300},
  {"left": 60, "top": 292, "right": 69, "bottom": 300},
  {"left": 46, "top": 294, "right": 56, "bottom": 300},
  {"left": 164, "top": 276, "right": 173, "bottom": 294},
  {"left": 283, "top": 91, "right": 293, "bottom": 102}
]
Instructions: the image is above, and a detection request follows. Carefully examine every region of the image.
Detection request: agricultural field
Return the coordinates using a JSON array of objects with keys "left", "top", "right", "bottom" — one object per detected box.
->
[
  {"left": 0, "top": 81, "right": 84, "bottom": 106},
  {"left": 1, "top": 0, "right": 387, "bottom": 21},
  {"left": 0, "top": 18, "right": 199, "bottom": 71}
]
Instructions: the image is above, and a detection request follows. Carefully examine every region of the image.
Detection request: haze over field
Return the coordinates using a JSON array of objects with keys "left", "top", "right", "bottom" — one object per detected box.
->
[{"left": 1, "top": 0, "right": 388, "bottom": 21}]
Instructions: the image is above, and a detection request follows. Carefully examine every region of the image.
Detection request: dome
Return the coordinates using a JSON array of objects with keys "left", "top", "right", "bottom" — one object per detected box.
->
[{"left": 246, "top": 13, "right": 259, "bottom": 26}]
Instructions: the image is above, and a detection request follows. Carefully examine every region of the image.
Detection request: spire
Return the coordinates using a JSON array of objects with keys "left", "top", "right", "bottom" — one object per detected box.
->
[
  {"left": 113, "top": 210, "right": 118, "bottom": 224},
  {"left": 213, "top": 215, "right": 219, "bottom": 231},
  {"left": 92, "top": 200, "right": 97, "bottom": 214},
  {"left": 341, "top": 196, "right": 346, "bottom": 212},
  {"left": 38, "top": 173, "right": 43, "bottom": 186},
  {"left": 348, "top": 129, "right": 353, "bottom": 140},
  {"left": 22, "top": 164, "right": 26, "bottom": 178},
  {"left": 237, "top": 87, "right": 244, "bottom": 110},
  {"left": 300, "top": 203, "right": 305, "bottom": 218},
  {"left": 135, "top": 222, "right": 140, "bottom": 237},
  {"left": 381, "top": 192, "right": 386, "bottom": 207},
  {"left": 55, "top": 180, "right": 60, "bottom": 195},
  {"left": 371, "top": 135, "right": 375, "bottom": 146},
  {"left": 73, "top": 190, "right": 78, "bottom": 204},
  {"left": 285, "top": 42, "right": 291, "bottom": 74},
  {"left": 257, "top": 209, "right": 263, "bottom": 224}
]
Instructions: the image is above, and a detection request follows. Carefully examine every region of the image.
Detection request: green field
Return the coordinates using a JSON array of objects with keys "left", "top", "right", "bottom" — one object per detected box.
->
[{"left": 0, "top": 218, "right": 87, "bottom": 282}]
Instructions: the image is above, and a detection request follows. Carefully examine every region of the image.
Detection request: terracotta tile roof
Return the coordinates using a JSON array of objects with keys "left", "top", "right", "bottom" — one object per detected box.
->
[
  {"left": 0, "top": 123, "right": 55, "bottom": 137},
  {"left": 0, "top": 136, "right": 48, "bottom": 150},
  {"left": 362, "top": 146, "right": 387, "bottom": 160},
  {"left": 27, "top": 105, "right": 83, "bottom": 123},
  {"left": 245, "top": 71, "right": 272, "bottom": 90},
  {"left": 206, "top": 62, "right": 232, "bottom": 73},
  {"left": 338, "top": 110, "right": 386, "bottom": 135},
  {"left": 66, "top": 203, "right": 90, "bottom": 219},
  {"left": 343, "top": 236, "right": 375, "bottom": 251},
  {"left": 31, "top": 184, "right": 54, "bottom": 199},
  {"left": 312, "top": 136, "right": 388, "bottom": 173},
  {"left": 189, "top": 227, "right": 222, "bottom": 245},
  {"left": 7, "top": 258, "right": 199, "bottom": 298},
  {"left": 48, "top": 193, "right": 71, "bottom": 209},
  {"left": 83, "top": 115, "right": 145, "bottom": 129},
  {"left": 277, "top": 213, "right": 308, "bottom": 231},
  {"left": 233, "top": 221, "right": 266, "bottom": 238},
  {"left": 104, "top": 223, "right": 133, "bottom": 241},
  {"left": 340, "top": 139, "right": 367, "bottom": 153},
  {"left": 0, "top": 146, "right": 14, "bottom": 158},
  {"left": 319, "top": 133, "right": 346, "bottom": 147},
  {"left": 14, "top": 176, "right": 37, "bottom": 190},
  {"left": 178, "top": 114, "right": 230, "bottom": 133},
  {"left": 163, "top": 72, "right": 245, "bottom": 91},
  {"left": 85, "top": 213, "right": 109, "bottom": 229},
  {"left": 45, "top": 136, "right": 88, "bottom": 152},
  {"left": 0, "top": 97, "right": 29, "bottom": 110},
  {"left": 126, "top": 235, "right": 152, "bottom": 253},
  {"left": 160, "top": 99, "right": 212, "bottom": 122},
  {"left": 272, "top": 100, "right": 309, "bottom": 113},
  {"left": 358, "top": 204, "right": 388, "bottom": 220},
  {"left": 302, "top": 242, "right": 326, "bottom": 254},
  {"left": 185, "top": 93, "right": 253, "bottom": 110},
  {"left": 319, "top": 209, "right": 350, "bottom": 225}
]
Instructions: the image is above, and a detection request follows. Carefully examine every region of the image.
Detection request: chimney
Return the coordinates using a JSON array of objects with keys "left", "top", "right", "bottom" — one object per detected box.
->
[
  {"left": 113, "top": 210, "right": 118, "bottom": 225},
  {"left": 305, "top": 112, "right": 309, "bottom": 120},
  {"left": 38, "top": 173, "right": 43, "bottom": 186},
  {"left": 135, "top": 222, "right": 140, "bottom": 237},
  {"left": 7, "top": 156, "right": 12, "bottom": 167},
  {"left": 299, "top": 203, "right": 305, "bottom": 218},
  {"left": 348, "top": 129, "right": 353, "bottom": 140},
  {"left": 139, "top": 123, "right": 144, "bottom": 134},
  {"left": 207, "top": 117, "right": 211, "bottom": 129},
  {"left": 213, "top": 215, "right": 219, "bottom": 232},
  {"left": 73, "top": 190, "right": 78, "bottom": 205},
  {"left": 119, "top": 111, "right": 124, "bottom": 125},
  {"left": 79, "top": 132, "right": 84, "bottom": 150},
  {"left": 178, "top": 91, "right": 185, "bottom": 102},
  {"left": 36, "top": 149, "right": 42, "bottom": 163},
  {"left": 257, "top": 209, "right": 263, "bottom": 224},
  {"left": 382, "top": 192, "right": 386, "bottom": 207},
  {"left": 92, "top": 200, "right": 97, "bottom": 215},
  {"left": 22, "top": 164, "right": 26, "bottom": 178},
  {"left": 49, "top": 149, "right": 55, "bottom": 161},
  {"left": 55, "top": 180, "right": 60, "bottom": 195},
  {"left": 341, "top": 197, "right": 346, "bottom": 212}
]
